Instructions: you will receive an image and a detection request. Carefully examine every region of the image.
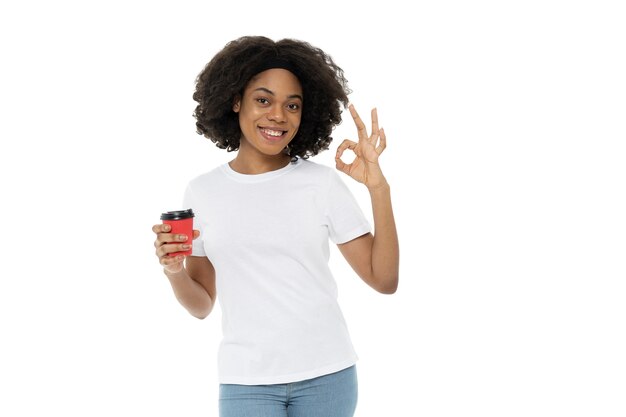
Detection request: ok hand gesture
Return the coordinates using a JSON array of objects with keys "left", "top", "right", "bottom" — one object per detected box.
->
[{"left": 335, "top": 104, "right": 388, "bottom": 190}]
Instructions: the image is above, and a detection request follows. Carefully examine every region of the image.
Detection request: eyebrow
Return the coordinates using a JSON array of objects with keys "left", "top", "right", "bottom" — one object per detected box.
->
[{"left": 253, "top": 87, "right": 303, "bottom": 101}]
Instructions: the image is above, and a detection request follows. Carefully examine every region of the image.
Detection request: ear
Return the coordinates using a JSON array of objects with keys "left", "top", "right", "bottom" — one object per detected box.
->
[{"left": 232, "top": 95, "right": 241, "bottom": 113}]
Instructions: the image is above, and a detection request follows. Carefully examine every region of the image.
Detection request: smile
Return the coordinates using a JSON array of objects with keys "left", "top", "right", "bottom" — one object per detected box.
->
[{"left": 259, "top": 127, "right": 287, "bottom": 142}]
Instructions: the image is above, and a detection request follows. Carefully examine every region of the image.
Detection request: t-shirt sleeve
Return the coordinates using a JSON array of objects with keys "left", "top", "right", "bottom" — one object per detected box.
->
[
  {"left": 182, "top": 183, "right": 207, "bottom": 257},
  {"left": 324, "top": 169, "right": 372, "bottom": 244}
]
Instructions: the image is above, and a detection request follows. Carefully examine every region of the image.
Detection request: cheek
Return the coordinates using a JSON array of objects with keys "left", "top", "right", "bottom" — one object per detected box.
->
[
  {"left": 291, "top": 112, "right": 302, "bottom": 127},
  {"left": 238, "top": 106, "right": 263, "bottom": 126}
]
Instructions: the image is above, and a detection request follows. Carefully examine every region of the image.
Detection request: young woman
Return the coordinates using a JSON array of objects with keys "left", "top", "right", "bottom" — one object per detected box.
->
[{"left": 152, "top": 36, "right": 399, "bottom": 417}]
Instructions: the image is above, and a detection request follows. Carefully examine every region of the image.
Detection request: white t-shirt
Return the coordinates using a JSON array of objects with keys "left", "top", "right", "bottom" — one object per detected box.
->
[{"left": 183, "top": 157, "right": 371, "bottom": 385}]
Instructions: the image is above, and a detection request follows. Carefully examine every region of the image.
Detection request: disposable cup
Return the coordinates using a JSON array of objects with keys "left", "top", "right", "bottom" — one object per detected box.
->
[{"left": 160, "top": 209, "right": 194, "bottom": 257}]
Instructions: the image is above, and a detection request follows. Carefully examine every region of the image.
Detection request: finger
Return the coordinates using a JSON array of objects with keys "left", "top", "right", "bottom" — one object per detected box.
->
[
  {"left": 335, "top": 139, "right": 357, "bottom": 173},
  {"left": 348, "top": 104, "right": 368, "bottom": 142},
  {"left": 156, "top": 243, "right": 192, "bottom": 258},
  {"left": 376, "top": 127, "right": 387, "bottom": 155},
  {"left": 370, "top": 108, "right": 379, "bottom": 144},
  {"left": 160, "top": 253, "right": 185, "bottom": 267},
  {"left": 335, "top": 156, "right": 348, "bottom": 173},
  {"left": 154, "top": 232, "right": 189, "bottom": 248},
  {"left": 192, "top": 229, "right": 201, "bottom": 240},
  {"left": 156, "top": 244, "right": 191, "bottom": 259},
  {"left": 152, "top": 224, "right": 171, "bottom": 234},
  {"left": 335, "top": 139, "right": 357, "bottom": 158}
]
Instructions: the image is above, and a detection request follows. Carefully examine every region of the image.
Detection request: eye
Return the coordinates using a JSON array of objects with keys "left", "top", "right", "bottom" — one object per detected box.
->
[
  {"left": 287, "top": 103, "right": 300, "bottom": 111},
  {"left": 256, "top": 98, "right": 270, "bottom": 105}
]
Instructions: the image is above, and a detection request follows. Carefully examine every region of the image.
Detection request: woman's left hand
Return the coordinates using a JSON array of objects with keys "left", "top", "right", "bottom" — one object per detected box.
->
[{"left": 335, "top": 104, "right": 388, "bottom": 190}]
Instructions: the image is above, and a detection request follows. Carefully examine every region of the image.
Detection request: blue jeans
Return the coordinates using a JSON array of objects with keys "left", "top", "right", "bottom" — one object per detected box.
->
[{"left": 219, "top": 365, "right": 358, "bottom": 417}]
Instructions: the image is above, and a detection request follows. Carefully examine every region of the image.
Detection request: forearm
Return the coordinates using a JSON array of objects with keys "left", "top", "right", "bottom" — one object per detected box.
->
[
  {"left": 163, "top": 267, "right": 214, "bottom": 319},
  {"left": 369, "top": 182, "right": 399, "bottom": 293}
]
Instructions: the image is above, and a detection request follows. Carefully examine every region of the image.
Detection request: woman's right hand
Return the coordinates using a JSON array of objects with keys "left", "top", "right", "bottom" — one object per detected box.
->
[{"left": 152, "top": 224, "right": 201, "bottom": 274}]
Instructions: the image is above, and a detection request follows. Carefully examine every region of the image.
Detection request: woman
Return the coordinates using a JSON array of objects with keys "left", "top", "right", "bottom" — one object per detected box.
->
[{"left": 152, "top": 36, "right": 399, "bottom": 417}]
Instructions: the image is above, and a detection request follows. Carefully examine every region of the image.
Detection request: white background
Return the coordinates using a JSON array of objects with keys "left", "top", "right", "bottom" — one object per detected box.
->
[{"left": 1, "top": 0, "right": 625, "bottom": 416}]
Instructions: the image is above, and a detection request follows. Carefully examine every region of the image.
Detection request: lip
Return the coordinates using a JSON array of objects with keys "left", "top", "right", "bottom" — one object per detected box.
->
[{"left": 258, "top": 126, "right": 287, "bottom": 142}]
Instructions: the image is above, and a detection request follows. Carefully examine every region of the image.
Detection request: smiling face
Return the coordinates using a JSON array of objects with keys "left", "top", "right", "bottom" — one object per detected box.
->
[{"left": 233, "top": 68, "right": 303, "bottom": 157}]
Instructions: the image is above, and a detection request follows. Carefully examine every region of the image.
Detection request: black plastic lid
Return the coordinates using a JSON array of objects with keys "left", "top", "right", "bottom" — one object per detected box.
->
[{"left": 160, "top": 209, "right": 195, "bottom": 220}]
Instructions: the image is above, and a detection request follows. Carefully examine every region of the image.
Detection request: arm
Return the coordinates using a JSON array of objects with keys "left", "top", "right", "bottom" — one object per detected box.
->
[
  {"left": 335, "top": 105, "right": 399, "bottom": 294},
  {"left": 153, "top": 224, "right": 217, "bottom": 319},
  {"left": 338, "top": 182, "right": 399, "bottom": 294},
  {"left": 163, "top": 255, "right": 216, "bottom": 319}
]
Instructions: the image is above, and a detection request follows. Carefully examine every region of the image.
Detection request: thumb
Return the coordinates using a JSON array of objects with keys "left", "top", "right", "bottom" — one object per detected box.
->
[{"left": 335, "top": 153, "right": 350, "bottom": 174}]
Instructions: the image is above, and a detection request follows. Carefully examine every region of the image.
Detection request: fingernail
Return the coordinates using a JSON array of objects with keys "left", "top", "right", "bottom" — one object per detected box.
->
[
  {"left": 164, "top": 225, "right": 170, "bottom": 231},
  {"left": 180, "top": 235, "right": 187, "bottom": 241}
]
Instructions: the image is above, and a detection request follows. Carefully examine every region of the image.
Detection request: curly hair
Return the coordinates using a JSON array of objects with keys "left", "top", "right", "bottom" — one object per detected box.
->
[{"left": 193, "top": 36, "right": 351, "bottom": 159}]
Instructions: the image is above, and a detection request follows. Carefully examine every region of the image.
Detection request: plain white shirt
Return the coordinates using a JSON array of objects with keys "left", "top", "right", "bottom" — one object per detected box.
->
[{"left": 183, "top": 158, "right": 371, "bottom": 384}]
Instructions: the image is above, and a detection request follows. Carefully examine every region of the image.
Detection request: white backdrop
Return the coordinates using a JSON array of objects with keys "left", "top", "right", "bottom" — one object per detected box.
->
[{"left": 1, "top": 0, "right": 625, "bottom": 416}]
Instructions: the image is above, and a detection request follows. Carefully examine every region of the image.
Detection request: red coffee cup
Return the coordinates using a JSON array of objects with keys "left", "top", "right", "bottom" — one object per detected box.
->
[{"left": 161, "top": 209, "right": 195, "bottom": 257}]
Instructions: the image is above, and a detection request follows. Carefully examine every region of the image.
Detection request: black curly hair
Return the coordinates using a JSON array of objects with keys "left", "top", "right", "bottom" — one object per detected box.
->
[{"left": 193, "top": 36, "right": 351, "bottom": 159}]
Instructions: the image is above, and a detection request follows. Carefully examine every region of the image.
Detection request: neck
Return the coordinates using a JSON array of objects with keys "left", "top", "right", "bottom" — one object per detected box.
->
[{"left": 229, "top": 141, "right": 292, "bottom": 175}]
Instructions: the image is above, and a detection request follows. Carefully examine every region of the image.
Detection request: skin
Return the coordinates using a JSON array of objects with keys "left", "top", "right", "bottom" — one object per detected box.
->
[
  {"left": 230, "top": 68, "right": 302, "bottom": 175},
  {"left": 334, "top": 105, "right": 399, "bottom": 294},
  {"left": 152, "top": 68, "right": 399, "bottom": 319}
]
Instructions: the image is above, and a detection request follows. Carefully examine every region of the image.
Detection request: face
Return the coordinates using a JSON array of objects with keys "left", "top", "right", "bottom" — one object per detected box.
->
[{"left": 233, "top": 68, "right": 303, "bottom": 157}]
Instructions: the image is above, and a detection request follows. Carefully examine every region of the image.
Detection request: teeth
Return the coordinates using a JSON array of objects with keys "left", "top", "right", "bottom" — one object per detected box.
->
[{"left": 262, "top": 128, "right": 284, "bottom": 137}]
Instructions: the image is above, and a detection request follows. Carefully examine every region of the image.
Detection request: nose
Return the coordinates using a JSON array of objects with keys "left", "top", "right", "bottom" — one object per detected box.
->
[{"left": 267, "top": 105, "right": 286, "bottom": 123}]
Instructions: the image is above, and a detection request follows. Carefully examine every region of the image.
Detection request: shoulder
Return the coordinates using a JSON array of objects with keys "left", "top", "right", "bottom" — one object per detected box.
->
[
  {"left": 292, "top": 159, "right": 354, "bottom": 195},
  {"left": 186, "top": 164, "right": 225, "bottom": 191},
  {"left": 293, "top": 158, "right": 334, "bottom": 180}
]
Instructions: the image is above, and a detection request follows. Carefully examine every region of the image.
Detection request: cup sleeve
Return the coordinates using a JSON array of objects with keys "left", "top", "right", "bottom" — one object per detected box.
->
[
  {"left": 324, "top": 169, "right": 372, "bottom": 244},
  {"left": 182, "top": 184, "right": 207, "bottom": 257}
]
